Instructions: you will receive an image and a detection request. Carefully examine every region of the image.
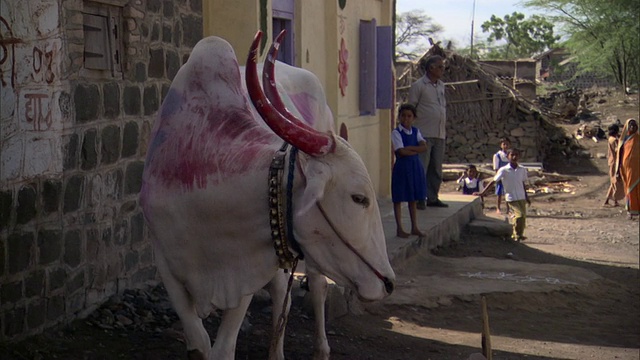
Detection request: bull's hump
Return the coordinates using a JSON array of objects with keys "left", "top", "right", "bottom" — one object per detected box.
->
[{"left": 145, "top": 37, "right": 274, "bottom": 190}]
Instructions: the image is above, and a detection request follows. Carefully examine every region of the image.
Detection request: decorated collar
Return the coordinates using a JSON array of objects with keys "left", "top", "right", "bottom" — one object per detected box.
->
[{"left": 268, "top": 142, "right": 303, "bottom": 270}]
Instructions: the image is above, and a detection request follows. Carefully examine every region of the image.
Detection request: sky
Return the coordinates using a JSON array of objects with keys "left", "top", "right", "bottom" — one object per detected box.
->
[{"left": 396, "top": 0, "right": 538, "bottom": 48}]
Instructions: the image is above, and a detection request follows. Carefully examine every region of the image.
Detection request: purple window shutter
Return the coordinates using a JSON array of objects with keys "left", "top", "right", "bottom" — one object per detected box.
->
[
  {"left": 273, "top": 0, "right": 294, "bottom": 15},
  {"left": 359, "top": 19, "right": 376, "bottom": 115},
  {"left": 273, "top": 0, "right": 294, "bottom": 65},
  {"left": 376, "top": 26, "right": 392, "bottom": 109},
  {"left": 272, "top": 18, "right": 294, "bottom": 65}
]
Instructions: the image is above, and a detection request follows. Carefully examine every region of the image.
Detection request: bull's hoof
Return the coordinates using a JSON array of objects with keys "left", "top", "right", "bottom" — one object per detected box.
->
[
  {"left": 300, "top": 275, "right": 309, "bottom": 291},
  {"left": 187, "top": 349, "right": 207, "bottom": 360},
  {"left": 312, "top": 349, "right": 330, "bottom": 360}
]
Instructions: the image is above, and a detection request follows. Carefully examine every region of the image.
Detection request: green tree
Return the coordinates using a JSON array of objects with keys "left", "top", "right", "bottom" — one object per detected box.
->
[
  {"left": 395, "top": 10, "right": 443, "bottom": 61},
  {"left": 455, "top": 39, "right": 494, "bottom": 59},
  {"left": 480, "top": 12, "right": 560, "bottom": 59},
  {"left": 524, "top": 0, "right": 640, "bottom": 91}
]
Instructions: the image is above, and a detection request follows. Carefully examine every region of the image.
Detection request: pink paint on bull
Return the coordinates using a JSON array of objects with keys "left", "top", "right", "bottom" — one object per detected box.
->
[
  {"left": 288, "top": 92, "right": 317, "bottom": 126},
  {"left": 143, "top": 37, "right": 274, "bottom": 191}
]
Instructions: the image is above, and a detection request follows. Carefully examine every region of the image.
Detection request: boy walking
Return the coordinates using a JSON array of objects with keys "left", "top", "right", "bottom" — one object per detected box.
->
[{"left": 480, "top": 148, "right": 530, "bottom": 241}]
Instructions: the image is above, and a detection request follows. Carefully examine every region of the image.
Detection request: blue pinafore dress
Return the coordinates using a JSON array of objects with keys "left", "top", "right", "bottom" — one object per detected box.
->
[
  {"left": 391, "top": 126, "right": 427, "bottom": 203},
  {"left": 462, "top": 178, "right": 481, "bottom": 195},
  {"left": 495, "top": 151, "right": 509, "bottom": 195}
]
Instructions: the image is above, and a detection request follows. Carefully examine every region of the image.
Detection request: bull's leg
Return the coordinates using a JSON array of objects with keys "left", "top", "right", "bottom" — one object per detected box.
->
[
  {"left": 307, "top": 269, "right": 330, "bottom": 360},
  {"left": 156, "top": 254, "right": 210, "bottom": 359},
  {"left": 266, "top": 272, "right": 289, "bottom": 360},
  {"left": 210, "top": 294, "right": 253, "bottom": 360}
]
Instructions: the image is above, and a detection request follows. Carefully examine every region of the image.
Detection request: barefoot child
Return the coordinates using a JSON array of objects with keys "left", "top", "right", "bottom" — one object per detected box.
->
[
  {"left": 604, "top": 124, "right": 624, "bottom": 207},
  {"left": 457, "top": 164, "right": 485, "bottom": 195},
  {"left": 480, "top": 148, "right": 530, "bottom": 241},
  {"left": 493, "top": 138, "right": 511, "bottom": 214},
  {"left": 391, "top": 104, "right": 427, "bottom": 238}
]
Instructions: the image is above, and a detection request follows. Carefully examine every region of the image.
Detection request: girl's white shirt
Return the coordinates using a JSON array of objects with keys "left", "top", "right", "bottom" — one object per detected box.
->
[{"left": 391, "top": 124, "right": 426, "bottom": 151}]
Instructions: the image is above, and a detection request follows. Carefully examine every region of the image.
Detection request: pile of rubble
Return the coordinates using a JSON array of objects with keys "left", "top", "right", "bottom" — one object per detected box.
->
[
  {"left": 85, "top": 286, "right": 180, "bottom": 333},
  {"left": 83, "top": 280, "right": 318, "bottom": 338},
  {"left": 535, "top": 87, "right": 621, "bottom": 125}
]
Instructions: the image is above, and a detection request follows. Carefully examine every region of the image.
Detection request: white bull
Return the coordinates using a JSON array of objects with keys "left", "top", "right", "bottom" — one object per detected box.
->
[
  {"left": 140, "top": 31, "right": 395, "bottom": 360},
  {"left": 240, "top": 35, "right": 335, "bottom": 360},
  {"left": 232, "top": 38, "right": 337, "bottom": 359}
]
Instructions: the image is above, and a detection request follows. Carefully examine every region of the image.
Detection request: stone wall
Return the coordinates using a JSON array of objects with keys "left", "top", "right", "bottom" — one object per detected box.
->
[{"left": 0, "top": 0, "right": 202, "bottom": 340}]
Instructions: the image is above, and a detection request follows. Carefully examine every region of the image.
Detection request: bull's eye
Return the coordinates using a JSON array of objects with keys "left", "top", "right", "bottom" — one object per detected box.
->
[{"left": 351, "top": 194, "right": 370, "bottom": 207}]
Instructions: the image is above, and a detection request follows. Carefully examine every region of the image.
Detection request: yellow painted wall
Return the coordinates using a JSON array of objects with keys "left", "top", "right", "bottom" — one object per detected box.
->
[
  {"left": 202, "top": 0, "right": 394, "bottom": 196},
  {"left": 329, "top": 0, "right": 393, "bottom": 196},
  {"left": 203, "top": 0, "right": 264, "bottom": 64}
]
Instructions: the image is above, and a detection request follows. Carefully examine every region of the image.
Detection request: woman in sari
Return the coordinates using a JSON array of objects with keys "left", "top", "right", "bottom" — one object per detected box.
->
[{"left": 616, "top": 118, "right": 640, "bottom": 220}]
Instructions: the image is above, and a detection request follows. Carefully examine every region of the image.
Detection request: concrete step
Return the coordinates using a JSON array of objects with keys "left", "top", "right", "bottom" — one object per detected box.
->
[
  {"left": 379, "top": 193, "right": 484, "bottom": 268},
  {"left": 467, "top": 214, "right": 512, "bottom": 237}
]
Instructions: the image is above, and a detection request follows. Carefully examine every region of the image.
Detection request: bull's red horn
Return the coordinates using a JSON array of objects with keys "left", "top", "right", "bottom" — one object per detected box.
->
[
  {"left": 246, "top": 31, "right": 335, "bottom": 157},
  {"left": 263, "top": 30, "right": 316, "bottom": 133}
]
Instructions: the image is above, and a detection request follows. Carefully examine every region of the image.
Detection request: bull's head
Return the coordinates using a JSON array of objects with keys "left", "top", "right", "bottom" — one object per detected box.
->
[{"left": 247, "top": 31, "right": 395, "bottom": 300}]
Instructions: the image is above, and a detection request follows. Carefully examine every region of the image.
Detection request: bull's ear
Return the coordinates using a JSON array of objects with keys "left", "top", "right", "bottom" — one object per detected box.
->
[{"left": 296, "top": 158, "right": 331, "bottom": 216}]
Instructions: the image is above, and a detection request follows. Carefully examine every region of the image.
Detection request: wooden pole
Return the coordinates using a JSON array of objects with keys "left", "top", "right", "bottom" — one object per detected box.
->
[
  {"left": 481, "top": 296, "right": 492, "bottom": 360},
  {"left": 470, "top": 0, "right": 476, "bottom": 58},
  {"left": 444, "top": 79, "right": 480, "bottom": 86},
  {"left": 513, "top": 60, "right": 518, "bottom": 89}
]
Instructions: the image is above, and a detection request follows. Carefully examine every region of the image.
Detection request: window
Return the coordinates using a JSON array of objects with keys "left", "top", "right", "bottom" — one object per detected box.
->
[
  {"left": 359, "top": 19, "right": 376, "bottom": 115},
  {"left": 272, "top": 18, "right": 293, "bottom": 65},
  {"left": 82, "top": 1, "right": 123, "bottom": 77},
  {"left": 272, "top": 0, "right": 294, "bottom": 65},
  {"left": 375, "top": 26, "right": 393, "bottom": 109},
  {"left": 359, "top": 20, "right": 393, "bottom": 115}
]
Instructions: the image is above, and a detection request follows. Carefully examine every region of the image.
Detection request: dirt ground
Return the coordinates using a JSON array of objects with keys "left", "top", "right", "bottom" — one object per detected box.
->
[{"left": 2, "top": 91, "right": 639, "bottom": 360}]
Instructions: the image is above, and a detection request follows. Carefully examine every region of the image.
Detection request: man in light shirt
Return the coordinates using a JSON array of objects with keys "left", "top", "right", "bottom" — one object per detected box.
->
[{"left": 409, "top": 55, "right": 448, "bottom": 209}]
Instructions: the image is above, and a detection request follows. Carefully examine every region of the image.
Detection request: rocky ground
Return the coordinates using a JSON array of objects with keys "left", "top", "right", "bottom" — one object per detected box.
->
[{"left": 1, "top": 90, "right": 638, "bottom": 360}]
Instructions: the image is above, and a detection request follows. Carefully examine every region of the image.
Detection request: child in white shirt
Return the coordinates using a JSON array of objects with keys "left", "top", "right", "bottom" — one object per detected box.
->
[{"left": 481, "top": 148, "right": 530, "bottom": 241}]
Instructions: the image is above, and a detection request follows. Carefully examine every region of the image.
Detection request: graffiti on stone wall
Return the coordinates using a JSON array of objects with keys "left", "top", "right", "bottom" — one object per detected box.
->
[
  {"left": 32, "top": 43, "right": 55, "bottom": 84},
  {"left": 0, "top": 16, "right": 18, "bottom": 88},
  {"left": 24, "top": 93, "right": 52, "bottom": 131}
]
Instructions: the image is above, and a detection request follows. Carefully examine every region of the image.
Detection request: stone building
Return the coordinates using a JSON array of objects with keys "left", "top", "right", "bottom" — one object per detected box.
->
[{"left": 0, "top": 0, "right": 202, "bottom": 340}]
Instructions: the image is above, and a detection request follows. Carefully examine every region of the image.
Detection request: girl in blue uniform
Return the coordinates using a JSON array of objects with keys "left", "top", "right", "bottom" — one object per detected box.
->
[
  {"left": 391, "top": 104, "right": 427, "bottom": 238},
  {"left": 493, "top": 138, "right": 511, "bottom": 214},
  {"left": 457, "top": 165, "right": 485, "bottom": 195}
]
